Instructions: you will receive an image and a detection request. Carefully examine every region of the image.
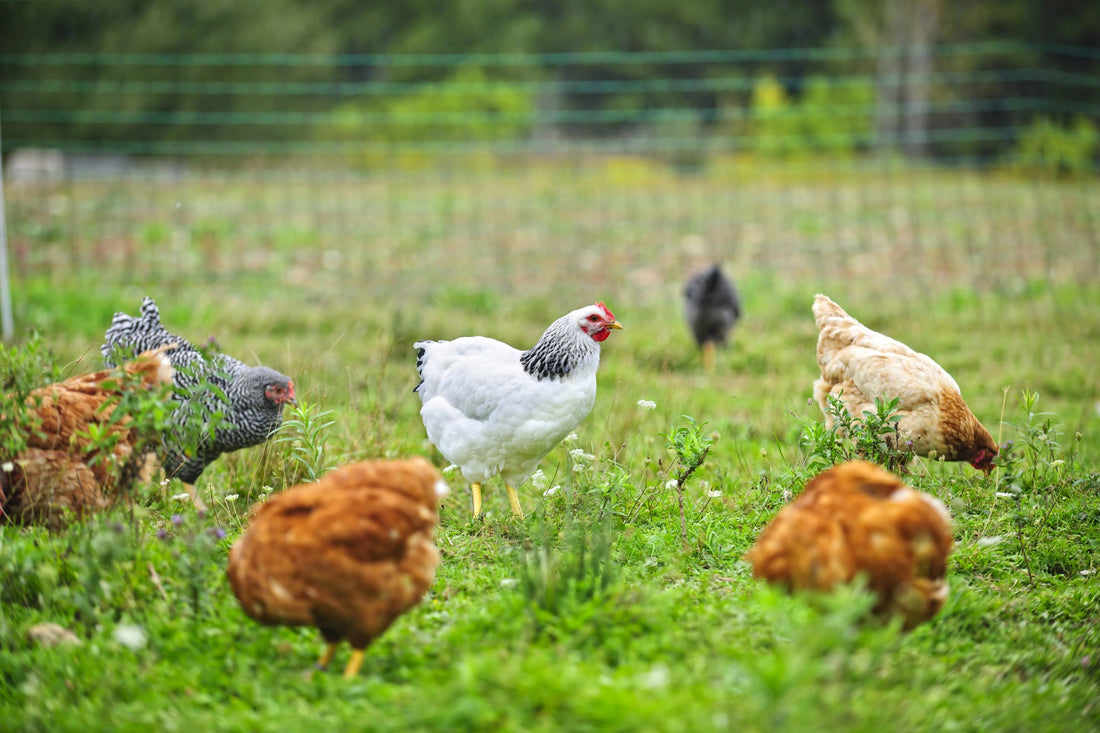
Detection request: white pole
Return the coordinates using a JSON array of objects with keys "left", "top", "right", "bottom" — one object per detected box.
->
[{"left": 0, "top": 100, "right": 13, "bottom": 342}]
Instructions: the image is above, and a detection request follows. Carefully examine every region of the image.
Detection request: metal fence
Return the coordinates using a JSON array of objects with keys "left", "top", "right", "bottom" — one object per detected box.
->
[{"left": 1, "top": 42, "right": 1098, "bottom": 311}]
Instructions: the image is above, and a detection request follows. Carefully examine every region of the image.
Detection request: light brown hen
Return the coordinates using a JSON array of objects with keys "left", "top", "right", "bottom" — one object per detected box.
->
[
  {"left": 745, "top": 460, "right": 954, "bottom": 630},
  {"left": 813, "top": 294, "right": 998, "bottom": 472},
  {"left": 227, "top": 457, "right": 448, "bottom": 678},
  {"left": 2, "top": 346, "right": 174, "bottom": 527}
]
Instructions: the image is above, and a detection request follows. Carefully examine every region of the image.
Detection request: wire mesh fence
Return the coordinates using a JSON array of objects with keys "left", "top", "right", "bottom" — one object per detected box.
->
[{"left": 1, "top": 42, "right": 1098, "bottom": 307}]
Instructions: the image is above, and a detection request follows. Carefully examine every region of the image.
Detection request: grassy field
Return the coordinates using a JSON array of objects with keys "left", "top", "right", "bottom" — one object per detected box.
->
[{"left": 2, "top": 163, "right": 1099, "bottom": 730}]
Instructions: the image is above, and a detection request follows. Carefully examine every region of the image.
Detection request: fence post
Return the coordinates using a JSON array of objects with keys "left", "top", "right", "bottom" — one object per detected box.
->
[{"left": 0, "top": 101, "right": 12, "bottom": 342}]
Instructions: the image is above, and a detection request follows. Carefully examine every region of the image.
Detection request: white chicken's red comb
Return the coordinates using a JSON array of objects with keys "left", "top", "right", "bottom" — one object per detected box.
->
[{"left": 594, "top": 301, "right": 616, "bottom": 321}]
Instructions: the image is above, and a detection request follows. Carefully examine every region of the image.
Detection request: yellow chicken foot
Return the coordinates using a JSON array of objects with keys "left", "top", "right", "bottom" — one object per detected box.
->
[
  {"left": 343, "top": 649, "right": 365, "bottom": 679},
  {"left": 506, "top": 485, "right": 525, "bottom": 519},
  {"left": 316, "top": 642, "right": 338, "bottom": 670},
  {"left": 470, "top": 483, "right": 483, "bottom": 518}
]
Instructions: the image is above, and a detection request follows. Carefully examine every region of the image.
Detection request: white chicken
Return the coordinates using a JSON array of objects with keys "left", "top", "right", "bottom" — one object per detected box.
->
[{"left": 414, "top": 302, "right": 622, "bottom": 519}]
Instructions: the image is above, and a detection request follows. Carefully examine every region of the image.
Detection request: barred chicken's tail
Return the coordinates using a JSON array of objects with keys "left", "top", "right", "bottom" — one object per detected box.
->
[{"left": 102, "top": 297, "right": 169, "bottom": 366}]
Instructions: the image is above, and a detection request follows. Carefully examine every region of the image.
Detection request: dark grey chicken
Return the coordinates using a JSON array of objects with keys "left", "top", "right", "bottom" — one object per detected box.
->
[
  {"left": 101, "top": 297, "right": 295, "bottom": 506},
  {"left": 684, "top": 263, "right": 741, "bottom": 373}
]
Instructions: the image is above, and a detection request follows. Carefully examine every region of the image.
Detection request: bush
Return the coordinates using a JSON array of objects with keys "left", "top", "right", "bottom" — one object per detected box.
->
[
  {"left": 748, "top": 73, "right": 875, "bottom": 156},
  {"left": 1012, "top": 116, "right": 1098, "bottom": 177},
  {"left": 319, "top": 66, "right": 535, "bottom": 170}
]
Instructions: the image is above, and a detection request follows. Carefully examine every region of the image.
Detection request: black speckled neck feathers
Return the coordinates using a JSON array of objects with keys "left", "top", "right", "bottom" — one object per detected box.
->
[{"left": 520, "top": 313, "right": 600, "bottom": 381}]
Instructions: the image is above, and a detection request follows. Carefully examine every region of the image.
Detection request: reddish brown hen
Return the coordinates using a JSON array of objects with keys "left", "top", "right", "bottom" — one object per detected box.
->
[
  {"left": 813, "top": 294, "right": 998, "bottom": 473},
  {"left": 745, "top": 460, "right": 954, "bottom": 630},
  {"left": 227, "top": 457, "right": 448, "bottom": 678},
  {"left": 2, "top": 346, "right": 174, "bottom": 528}
]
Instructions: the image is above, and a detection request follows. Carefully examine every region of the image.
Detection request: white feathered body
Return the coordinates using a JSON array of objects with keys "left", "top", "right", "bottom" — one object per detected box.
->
[{"left": 414, "top": 305, "right": 617, "bottom": 487}]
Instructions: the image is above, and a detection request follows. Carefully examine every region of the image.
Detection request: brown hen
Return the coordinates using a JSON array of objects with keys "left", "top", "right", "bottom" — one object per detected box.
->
[
  {"left": 813, "top": 294, "right": 998, "bottom": 472},
  {"left": 227, "top": 457, "right": 449, "bottom": 678},
  {"left": 2, "top": 346, "right": 174, "bottom": 527},
  {"left": 745, "top": 460, "right": 953, "bottom": 630}
]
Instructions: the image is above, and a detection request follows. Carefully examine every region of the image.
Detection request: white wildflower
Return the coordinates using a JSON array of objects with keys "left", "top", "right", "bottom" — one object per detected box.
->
[
  {"left": 564, "top": 432, "right": 579, "bottom": 443},
  {"left": 976, "top": 535, "right": 1005, "bottom": 547},
  {"left": 223, "top": 494, "right": 239, "bottom": 502},
  {"left": 1080, "top": 569, "right": 1095, "bottom": 576},
  {"left": 543, "top": 485, "right": 562, "bottom": 497},
  {"left": 569, "top": 448, "right": 594, "bottom": 462},
  {"left": 665, "top": 479, "right": 679, "bottom": 490},
  {"left": 113, "top": 624, "right": 147, "bottom": 651},
  {"left": 995, "top": 492, "right": 1015, "bottom": 499},
  {"left": 500, "top": 578, "right": 519, "bottom": 588},
  {"left": 707, "top": 490, "right": 722, "bottom": 499},
  {"left": 640, "top": 664, "right": 670, "bottom": 690},
  {"left": 170, "top": 493, "right": 192, "bottom": 502},
  {"left": 442, "top": 464, "right": 459, "bottom": 475},
  {"left": 636, "top": 399, "right": 657, "bottom": 411},
  {"left": 529, "top": 469, "right": 547, "bottom": 490},
  {"left": 1, "top": 462, "right": 12, "bottom": 472}
]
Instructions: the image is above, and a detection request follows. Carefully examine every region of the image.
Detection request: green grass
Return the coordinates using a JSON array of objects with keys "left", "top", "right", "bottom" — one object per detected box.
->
[{"left": 2, "top": 164, "right": 1100, "bottom": 730}]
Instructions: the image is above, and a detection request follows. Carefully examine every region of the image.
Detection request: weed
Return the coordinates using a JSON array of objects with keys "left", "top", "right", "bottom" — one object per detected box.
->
[
  {"left": 799, "top": 394, "right": 910, "bottom": 473},
  {"left": 993, "top": 390, "right": 1088, "bottom": 583},
  {"left": 662, "top": 416, "right": 714, "bottom": 547},
  {"left": 272, "top": 400, "right": 337, "bottom": 485},
  {"left": 517, "top": 516, "right": 618, "bottom": 641},
  {"left": 0, "top": 333, "right": 62, "bottom": 459}
]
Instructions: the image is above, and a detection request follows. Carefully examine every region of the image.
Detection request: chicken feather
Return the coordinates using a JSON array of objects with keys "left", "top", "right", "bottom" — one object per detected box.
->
[
  {"left": 227, "top": 457, "right": 448, "bottom": 678},
  {"left": 414, "top": 303, "right": 622, "bottom": 518},
  {"left": 2, "top": 346, "right": 175, "bottom": 527},
  {"left": 812, "top": 294, "right": 998, "bottom": 472},
  {"left": 746, "top": 460, "right": 953, "bottom": 630}
]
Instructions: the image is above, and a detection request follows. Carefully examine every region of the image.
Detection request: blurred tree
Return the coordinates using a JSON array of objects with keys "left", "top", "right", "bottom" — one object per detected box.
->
[{"left": 0, "top": 0, "right": 340, "bottom": 152}]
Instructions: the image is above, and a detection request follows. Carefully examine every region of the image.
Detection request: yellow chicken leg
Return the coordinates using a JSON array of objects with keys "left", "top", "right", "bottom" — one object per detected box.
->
[
  {"left": 470, "top": 483, "right": 483, "bottom": 517},
  {"left": 316, "top": 642, "right": 338, "bottom": 670},
  {"left": 701, "top": 341, "right": 717, "bottom": 375},
  {"left": 343, "top": 649, "right": 365, "bottom": 679},
  {"left": 505, "top": 485, "right": 525, "bottom": 519}
]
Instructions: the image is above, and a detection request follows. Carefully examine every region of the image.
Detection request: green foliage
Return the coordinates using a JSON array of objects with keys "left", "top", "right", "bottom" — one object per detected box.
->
[
  {"left": 517, "top": 518, "right": 618, "bottom": 640},
  {"left": 748, "top": 73, "right": 875, "bottom": 155},
  {"left": 0, "top": 333, "right": 62, "bottom": 459},
  {"left": 1013, "top": 116, "right": 1098, "bottom": 177},
  {"left": 799, "top": 394, "right": 910, "bottom": 473},
  {"left": 272, "top": 400, "right": 337, "bottom": 484},
  {"left": 322, "top": 67, "right": 534, "bottom": 169},
  {"left": 993, "top": 390, "right": 1091, "bottom": 583}
]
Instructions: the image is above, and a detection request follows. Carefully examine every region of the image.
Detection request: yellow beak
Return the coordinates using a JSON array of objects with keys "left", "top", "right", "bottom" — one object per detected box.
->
[{"left": 608, "top": 321, "right": 624, "bottom": 330}]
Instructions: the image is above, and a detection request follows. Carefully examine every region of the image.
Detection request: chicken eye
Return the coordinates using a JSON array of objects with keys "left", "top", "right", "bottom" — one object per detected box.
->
[{"left": 587, "top": 315, "right": 599, "bottom": 322}]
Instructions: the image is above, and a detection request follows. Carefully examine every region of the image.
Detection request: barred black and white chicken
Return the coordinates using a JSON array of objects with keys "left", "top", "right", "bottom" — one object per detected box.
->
[
  {"left": 414, "top": 302, "right": 622, "bottom": 519},
  {"left": 684, "top": 263, "right": 741, "bottom": 374},
  {"left": 101, "top": 297, "right": 295, "bottom": 505}
]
